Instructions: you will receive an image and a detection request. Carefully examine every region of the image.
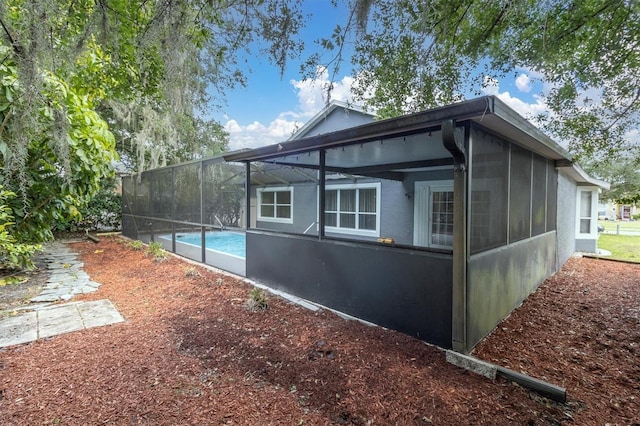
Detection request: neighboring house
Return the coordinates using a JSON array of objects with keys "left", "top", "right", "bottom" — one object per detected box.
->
[
  {"left": 122, "top": 95, "right": 608, "bottom": 354},
  {"left": 598, "top": 201, "right": 639, "bottom": 221}
]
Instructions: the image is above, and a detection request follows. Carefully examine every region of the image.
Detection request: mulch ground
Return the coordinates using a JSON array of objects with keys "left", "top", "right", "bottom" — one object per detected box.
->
[{"left": 0, "top": 236, "right": 638, "bottom": 425}]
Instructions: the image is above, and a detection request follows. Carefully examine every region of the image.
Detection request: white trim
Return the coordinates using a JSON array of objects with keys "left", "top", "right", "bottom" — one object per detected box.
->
[
  {"left": 324, "top": 182, "right": 381, "bottom": 237},
  {"left": 257, "top": 186, "right": 294, "bottom": 224},
  {"left": 413, "top": 180, "right": 454, "bottom": 249},
  {"left": 575, "top": 186, "right": 598, "bottom": 238}
]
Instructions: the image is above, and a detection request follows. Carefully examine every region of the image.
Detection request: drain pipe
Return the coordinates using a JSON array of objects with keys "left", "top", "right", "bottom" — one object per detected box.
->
[
  {"left": 446, "top": 350, "right": 567, "bottom": 403},
  {"left": 442, "top": 119, "right": 468, "bottom": 354}
]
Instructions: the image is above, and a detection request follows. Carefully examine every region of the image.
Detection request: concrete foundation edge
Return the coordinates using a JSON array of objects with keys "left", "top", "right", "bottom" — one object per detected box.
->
[{"left": 445, "top": 350, "right": 567, "bottom": 403}]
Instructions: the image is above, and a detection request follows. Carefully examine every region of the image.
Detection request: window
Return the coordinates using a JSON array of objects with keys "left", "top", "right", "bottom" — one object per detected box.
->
[
  {"left": 257, "top": 187, "right": 293, "bottom": 223},
  {"left": 577, "top": 189, "right": 596, "bottom": 236},
  {"left": 325, "top": 183, "right": 380, "bottom": 236}
]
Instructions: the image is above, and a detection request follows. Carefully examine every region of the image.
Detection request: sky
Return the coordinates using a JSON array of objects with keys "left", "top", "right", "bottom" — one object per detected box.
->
[{"left": 213, "top": 3, "right": 553, "bottom": 153}]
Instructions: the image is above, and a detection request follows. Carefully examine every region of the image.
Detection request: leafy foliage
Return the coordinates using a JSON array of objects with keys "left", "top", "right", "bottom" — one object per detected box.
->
[
  {"left": 79, "top": 181, "right": 122, "bottom": 231},
  {"left": 310, "top": 0, "right": 640, "bottom": 162},
  {"left": 0, "top": 53, "right": 117, "bottom": 242},
  {"left": 0, "top": 188, "right": 40, "bottom": 270},
  {"left": 146, "top": 241, "right": 169, "bottom": 262},
  {"left": 0, "top": 0, "right": 309, "bottom": 250},
  {"left": 0, "top": 0, "right": 308, "bottom": 174},
  {"left": 53, "top": 177, "right": 122, "bottom": 233},
  {"left": 585, "top": 157, "right": 640, "bottom": 204},
  {"left": 129, "top": 240, "right": 144, "bottom": 251}
]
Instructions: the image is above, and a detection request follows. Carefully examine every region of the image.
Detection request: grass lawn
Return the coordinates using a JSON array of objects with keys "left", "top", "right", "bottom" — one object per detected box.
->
[{"left": 598, "top": 233, "right": 640, "bottom": 262}]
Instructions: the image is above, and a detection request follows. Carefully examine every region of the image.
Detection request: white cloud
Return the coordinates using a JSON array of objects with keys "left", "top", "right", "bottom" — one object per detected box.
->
[
  {"left": 481, "top": 75, "right": 549, "bottom": 120},
  {"left": 515, "top": 73, "right": 531, "bottom": 92},
  {"left": 225, "top": 119, "right": 300, "bottom": 151},
  {"left": 223, "top": 67, "right": 357, "bottom": 151}
]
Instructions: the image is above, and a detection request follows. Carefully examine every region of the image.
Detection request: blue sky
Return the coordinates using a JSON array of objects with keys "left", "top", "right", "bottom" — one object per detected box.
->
[{"left": 215, "top": 2, "right": 551, "bottom": 152}]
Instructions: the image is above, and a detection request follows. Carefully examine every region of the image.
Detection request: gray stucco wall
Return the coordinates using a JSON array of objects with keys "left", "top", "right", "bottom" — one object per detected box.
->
[
  {"left": 466, "top": 232, "right": 558, "bottom": 349},
  {"left": 556, "top": 171, "right": 577, "bottom": 266},
  {"left": 255, "top": 182, "right": 318, "bottom": 234}
]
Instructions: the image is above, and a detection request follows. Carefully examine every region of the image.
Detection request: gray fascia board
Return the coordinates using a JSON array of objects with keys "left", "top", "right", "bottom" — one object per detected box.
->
[{"left": 487, "top": 97, "right": 573, "bottom": 161}]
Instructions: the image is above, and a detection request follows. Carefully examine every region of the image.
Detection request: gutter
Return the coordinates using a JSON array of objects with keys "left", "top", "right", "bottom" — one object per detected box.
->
[{"left": 556, "top": 160, "right": 610, "bottom": 190}]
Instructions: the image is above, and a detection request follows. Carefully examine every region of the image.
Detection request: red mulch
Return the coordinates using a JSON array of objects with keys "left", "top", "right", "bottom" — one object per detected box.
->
[{"left": 0, "top": 237, "right": 638, "bottom": 425}]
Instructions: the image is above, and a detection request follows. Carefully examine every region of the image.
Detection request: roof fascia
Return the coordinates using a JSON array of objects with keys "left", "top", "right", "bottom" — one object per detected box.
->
[{"left": 556, "top": 161, "right": 610, "bottom": 190}]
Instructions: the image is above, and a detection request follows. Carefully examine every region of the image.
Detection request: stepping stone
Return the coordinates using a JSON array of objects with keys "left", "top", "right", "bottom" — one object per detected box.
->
[
  {"left": 0, "top": 312, "right": 37, "bottom": 347},
  {"left": 77, "top": 300, "right": 124, "bottom": 328},
  {"left": 38, "top": 304, "right": 84, "bottom": 338}
]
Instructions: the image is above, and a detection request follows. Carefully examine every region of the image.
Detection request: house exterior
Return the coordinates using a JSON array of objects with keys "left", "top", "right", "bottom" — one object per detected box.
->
[
  {"left": 288, "top": 100, "right": 376, "bottom": 140},
  {"left": 600, "top": 202, "right": 639, "bottom": 221},
  {"left": 122, "top": 96, "right": 608, "bottom": 353}
]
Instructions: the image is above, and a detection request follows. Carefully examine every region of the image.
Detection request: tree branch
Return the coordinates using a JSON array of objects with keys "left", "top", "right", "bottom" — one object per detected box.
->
[
  {"left": 0, "top": 15, "right": 22, "bottom": 56},
  {"left": 602, "top": 87, "right": 640, "bottom": 133}
]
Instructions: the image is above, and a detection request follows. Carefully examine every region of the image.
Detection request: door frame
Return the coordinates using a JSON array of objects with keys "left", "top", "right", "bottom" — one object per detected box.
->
[{"left": 413, "top": 180, "right": 454, "bottom": 249}]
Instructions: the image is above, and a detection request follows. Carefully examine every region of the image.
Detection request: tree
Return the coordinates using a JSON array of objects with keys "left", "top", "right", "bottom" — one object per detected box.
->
[
  {"left": 0, "top": 51, "right": 117, "bottom": 242},
  {"left": 584, "top": 157, "right": 640, "bottom": 205},
  {"left": 0, "top": 0, "right": 306, "bottom": 243},
  {"left": 311, "top": 0, "right": 640, "bottom": 163}
]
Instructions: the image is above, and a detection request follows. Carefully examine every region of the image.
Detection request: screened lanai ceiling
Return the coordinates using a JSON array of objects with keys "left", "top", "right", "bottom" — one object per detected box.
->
[
  {"left": 242, "top": 130, "right": 457, "bottom": 186},
  {"left": 265, "top": 130, "right": 451, "bottom": 172}
]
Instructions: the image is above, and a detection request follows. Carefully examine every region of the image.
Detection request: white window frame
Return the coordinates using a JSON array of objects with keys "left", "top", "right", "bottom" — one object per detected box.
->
[
  {"left": 257, "top": 186, "right": 294, "bottom": 224},
  {"left": 576, "top": 186, "right": 598, "bottom": 237},
  {"left": 323, "top": 182, "right": 381, "bottom": 237}
]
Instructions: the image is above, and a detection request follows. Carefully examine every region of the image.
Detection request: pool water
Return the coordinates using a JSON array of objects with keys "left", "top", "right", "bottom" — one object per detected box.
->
[{"left": 175, "top": 231, "right": 246, "bottom": 258}]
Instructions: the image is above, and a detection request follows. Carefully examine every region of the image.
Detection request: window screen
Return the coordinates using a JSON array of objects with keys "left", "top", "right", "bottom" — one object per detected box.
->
[
  {"left": 531, "top": 155, "right": 548, "bottom": 236},
  {"left": 546, "top": 161, "right": 558, "bottom": 232},
  {"left": 509, "top": 145, "right": 532, "bottom": 243},
  {"left": 151, "top": 169, "right": 173, "bottom": 220},
  {"left": 470, "top": 132, "right": 509, "bottom": 254}
]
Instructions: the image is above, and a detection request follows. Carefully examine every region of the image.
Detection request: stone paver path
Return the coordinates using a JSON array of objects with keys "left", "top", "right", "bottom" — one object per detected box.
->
[
  {"left": 0, "top": 240, "right": 124, "bottom": 348},
  {"left": 30, "top": 241, "right": 103, "bottom": 304},
  {"left": 0, "top": 300, "right": 123, "bottom": 347}
]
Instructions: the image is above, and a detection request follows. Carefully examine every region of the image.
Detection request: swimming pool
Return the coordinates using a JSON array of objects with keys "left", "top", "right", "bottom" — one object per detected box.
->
[
  {"left": 157, "top": 231, "right": 246, "bottom": 276},
  {"left": 175, "top": 231, "right": 246, "bottom": 258}
]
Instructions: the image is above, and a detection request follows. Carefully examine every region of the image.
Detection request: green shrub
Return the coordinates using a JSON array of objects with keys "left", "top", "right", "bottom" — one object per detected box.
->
[
  {"left": 146, "top": 241, "right": 169, "bottom": 262},
  {"left": 0, "top": 189, "right": 41, "bottom": 270},
  {"left": 53, "top": 177, "right": 122, "bottom": 233},
  {"left": 184, "top": 266, "right": 201, "bottom": 277},
  {"left": 129, "top": 240, "right": 144, "bottom": 250},
  {"left": 245, "top": 288, "right": 269, "bottom": 312}
]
